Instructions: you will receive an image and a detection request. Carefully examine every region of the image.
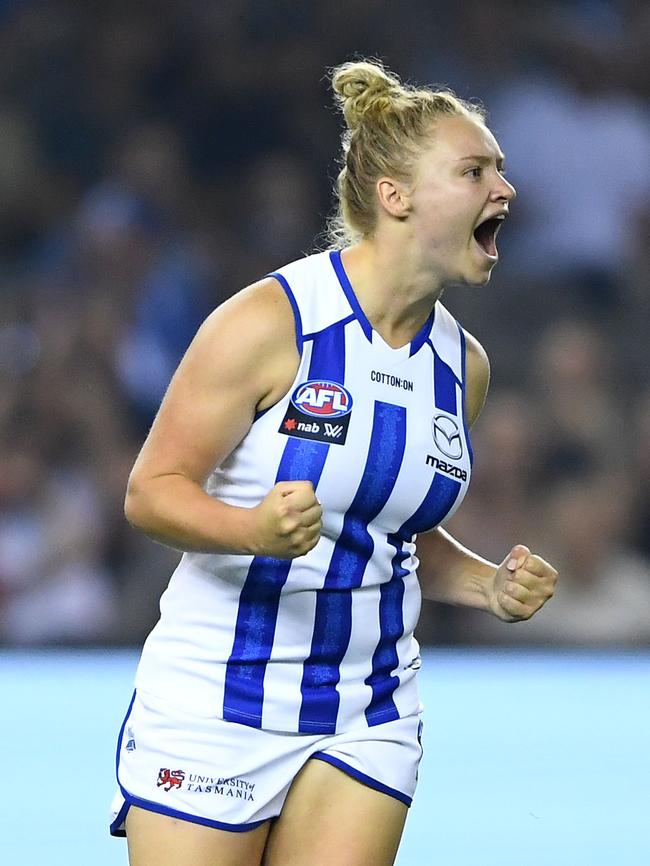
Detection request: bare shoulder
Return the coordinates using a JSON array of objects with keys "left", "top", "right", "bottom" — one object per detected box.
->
[
  {"left": 462, "top": 329, "right": 490, "bottom": 427},
  {"left": 194, "top": 276, "right": 300, "bottom": 410},
  {"left": 202, "top": 276, "right": 297, "bottom": 366},
  {"left": 128, "top": 276, "right": 300, "bottom": 489}
]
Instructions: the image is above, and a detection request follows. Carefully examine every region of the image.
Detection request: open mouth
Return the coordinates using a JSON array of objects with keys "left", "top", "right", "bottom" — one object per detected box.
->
[{"left": 473, "top": 214, "right": 506, "bottom": 260}]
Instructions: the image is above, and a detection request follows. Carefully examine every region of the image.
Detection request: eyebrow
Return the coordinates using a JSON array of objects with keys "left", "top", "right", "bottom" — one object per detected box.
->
[{"left": 457, "top": 154, "right": 506, "bottom": 168}]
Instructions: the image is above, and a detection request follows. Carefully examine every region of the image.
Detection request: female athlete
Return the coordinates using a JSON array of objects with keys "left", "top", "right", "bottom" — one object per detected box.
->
[{"left": 110, "top": 59, "right": 558, "bottom": 866}]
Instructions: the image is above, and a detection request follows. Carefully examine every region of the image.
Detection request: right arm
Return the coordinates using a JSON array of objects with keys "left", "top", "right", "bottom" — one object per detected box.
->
[{"left": 124, "top": 277, "right": 322, "bottom": 559}]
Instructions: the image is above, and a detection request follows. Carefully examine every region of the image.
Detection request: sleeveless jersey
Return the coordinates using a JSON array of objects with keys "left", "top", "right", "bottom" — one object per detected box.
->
[{"left": 135, "top": 250, "right": 473, "bottom": 735}]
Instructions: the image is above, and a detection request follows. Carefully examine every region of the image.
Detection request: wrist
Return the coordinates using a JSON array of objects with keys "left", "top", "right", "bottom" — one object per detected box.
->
[
  {"left": 233, "top": 503, "right": 264, "bottom": 556},
  {"left": 463, "top": 564, "right": 498, "bottom": 613}
]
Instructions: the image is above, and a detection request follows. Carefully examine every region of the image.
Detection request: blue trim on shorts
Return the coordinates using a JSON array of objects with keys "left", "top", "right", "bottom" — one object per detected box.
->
[
  {"left": 110, "top": 787, "right": 268, "bottom": 837},
  {"left": 109, "top": 799, "right": 131, "bottom": 837},
  {"left": 114, "top": 690, "right": 136, "bottom": 778},
  {"left": 309, "top": 752, "right": 412, "bottom": 807}
]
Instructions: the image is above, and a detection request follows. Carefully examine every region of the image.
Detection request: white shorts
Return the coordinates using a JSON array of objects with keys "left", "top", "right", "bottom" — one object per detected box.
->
[{"left": 110, "top": 689, "right": 423, "bottom": 835}]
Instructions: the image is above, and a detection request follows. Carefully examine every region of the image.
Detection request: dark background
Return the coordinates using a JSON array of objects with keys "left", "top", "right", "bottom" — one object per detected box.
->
[{"left": 2, "top": 0, "right": 649, "bottom": 648}]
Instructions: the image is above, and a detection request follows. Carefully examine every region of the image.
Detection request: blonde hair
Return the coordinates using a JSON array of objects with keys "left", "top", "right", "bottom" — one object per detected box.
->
[{"left": 327, "top": 59, "right": 486, "bottom": 246}]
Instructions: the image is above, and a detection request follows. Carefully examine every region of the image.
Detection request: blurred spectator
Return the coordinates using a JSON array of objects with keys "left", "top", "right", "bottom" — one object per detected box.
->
[
  {"left": 532, "top": 318, "right": 622, "bottom": 472},
  {"left": 0, "top": 424, "right": 118, "bottom": 644},
  {"left": 487, "top": 14, "right": 650, "bottom": 315},
  {"left": 631, "top": 390, "right": 650, "bottom": 561},
  {"left": 455, "top": 461, "right": 650, "bottom": 646},
  {"left": 445, "top": 389, "right": 544, "bottom": 566}
]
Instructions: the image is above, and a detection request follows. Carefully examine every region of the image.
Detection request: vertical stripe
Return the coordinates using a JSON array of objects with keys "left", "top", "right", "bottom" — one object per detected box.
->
[
  {"left": 433, "top": 350, "right": 458, "bottom": 414},
  {"left": 222, "top": 322, "right": 345, "bottom": 727},
  {"left": 456, "top": 322, "right": 474, "bottom": 466},
  {"left": 365, "top": 472, "right": 462, "bottom": 725},
  {"left": 298, "top": 401, "right": 407, "bottom": 733}
]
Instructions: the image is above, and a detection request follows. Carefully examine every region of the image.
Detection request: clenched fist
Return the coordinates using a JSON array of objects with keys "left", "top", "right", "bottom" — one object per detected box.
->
[
  {"left": 250, "top": 480, "right": 322, "bottom": 559},
  {"left": 488, "top": 544, "right": 558, "bottom": 623}
]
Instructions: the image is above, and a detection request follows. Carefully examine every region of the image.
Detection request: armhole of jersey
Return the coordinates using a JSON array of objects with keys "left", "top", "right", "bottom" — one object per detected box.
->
[
  {"left": 267, "top": 271, "right": 303, "bottom": 354},
  {"left": 251, "top": 272, "right": 302, "bottom": 424},
  {"left": 456, "top": 321, "right": 474, "bottom": 467}
]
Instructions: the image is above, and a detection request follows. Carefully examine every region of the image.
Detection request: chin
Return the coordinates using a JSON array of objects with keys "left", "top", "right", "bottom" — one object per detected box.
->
[
  {"left": 455, "top": 269, "right": 494, "bottom": 288},
  {"left": 474, "top": 269, "right": 494, "bottom": 286}
]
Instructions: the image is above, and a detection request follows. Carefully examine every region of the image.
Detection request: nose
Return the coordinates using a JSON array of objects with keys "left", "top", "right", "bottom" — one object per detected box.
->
[{"left": 493, "top": 173, "right": 516, "bottom": 202}]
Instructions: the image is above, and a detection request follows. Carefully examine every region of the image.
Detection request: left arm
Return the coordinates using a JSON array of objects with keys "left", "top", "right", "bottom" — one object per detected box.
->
[{"left": 417, "top": 330, "right": 558, "bottom": 622}]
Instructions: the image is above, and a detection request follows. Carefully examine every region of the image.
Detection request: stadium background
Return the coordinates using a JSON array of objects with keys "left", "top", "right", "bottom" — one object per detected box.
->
[{"left": 1, "top": 1, "right": 649, "bottom": 863}]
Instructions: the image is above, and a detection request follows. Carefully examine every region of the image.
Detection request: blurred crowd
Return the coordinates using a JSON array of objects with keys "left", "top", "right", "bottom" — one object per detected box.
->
[{"left": 1, "top": 0, "right": 649, "bottom": 647}]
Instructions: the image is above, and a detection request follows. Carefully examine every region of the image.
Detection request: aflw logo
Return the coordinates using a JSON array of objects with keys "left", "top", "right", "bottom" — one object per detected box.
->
[{"left": 324, "top": 422, "right": 343, "bottom": 438}]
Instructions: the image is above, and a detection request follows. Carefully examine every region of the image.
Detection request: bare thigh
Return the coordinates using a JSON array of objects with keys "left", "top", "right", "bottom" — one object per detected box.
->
[
  {"left": 262, "top": 758, "right": 409, "bottom": 866},
  {"left": 125, "top": 805, "right": 270, "bottom": 866}
]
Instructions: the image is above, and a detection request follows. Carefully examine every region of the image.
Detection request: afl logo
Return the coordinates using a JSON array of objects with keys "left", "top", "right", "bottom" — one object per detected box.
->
[
  {"left": 291, "top": 380, "right": 353, "bottom": 418},
  {"left": 432, "top": 414, "right": 463, "bottom": 460}
]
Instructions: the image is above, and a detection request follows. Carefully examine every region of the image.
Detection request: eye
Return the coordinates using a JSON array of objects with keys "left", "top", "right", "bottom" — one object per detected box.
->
[{"left": 465, "top": 167, "right": 482, "bottom": 180}]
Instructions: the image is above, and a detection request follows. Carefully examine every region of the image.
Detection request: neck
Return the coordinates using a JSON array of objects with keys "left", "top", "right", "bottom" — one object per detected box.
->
[{"left": 340, "top": 236, "right": 445, "bottom": 349}]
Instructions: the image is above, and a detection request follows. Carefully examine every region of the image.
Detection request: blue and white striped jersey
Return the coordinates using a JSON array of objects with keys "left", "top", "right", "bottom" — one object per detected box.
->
[{"left": 135, "top": 250, "right": 473, "bottom": 734}]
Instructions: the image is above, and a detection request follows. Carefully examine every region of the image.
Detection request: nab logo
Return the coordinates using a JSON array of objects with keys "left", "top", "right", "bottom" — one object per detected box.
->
[
  {"left": 157, "top": 768, "right": 185, "bottom": 791},
  {"left": 291, "top": 381, "right": 352, "bottom": 418}
]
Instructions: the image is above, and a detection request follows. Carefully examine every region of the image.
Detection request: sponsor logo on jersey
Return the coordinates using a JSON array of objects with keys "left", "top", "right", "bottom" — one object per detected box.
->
[
  {"left": 370, "top": 370, "right": 414, "bottom": 391},
  {"left": 125, "top": 726, "right": 136, "bottom": 752},
  {"left": 157, "top": 768, "right": 185, "bottom": 791},
  {"left": 431, "top": 414, "right": 463, "bottom": 460},
  {"left": 291, "top": 381, "right": 352, "bottom": 417},
  {"left": 280, "top": 380, "right": 352, "bottom": 445},
  {"left": 425, "top": 454, "right": 468, "bottom": 481}
]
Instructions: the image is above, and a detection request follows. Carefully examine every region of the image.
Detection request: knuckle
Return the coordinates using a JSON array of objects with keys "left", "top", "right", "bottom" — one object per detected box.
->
[
  {"left": 277, "top": 501, "right": 290, "bottom": 518},
  {"left": 280, "top": 518, "right": 298, "bottom": 536}
]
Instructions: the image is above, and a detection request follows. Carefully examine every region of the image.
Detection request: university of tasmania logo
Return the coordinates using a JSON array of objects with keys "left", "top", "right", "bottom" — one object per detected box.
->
[{"left": 157, "top": 768, "right": 185, "bottom": 791}]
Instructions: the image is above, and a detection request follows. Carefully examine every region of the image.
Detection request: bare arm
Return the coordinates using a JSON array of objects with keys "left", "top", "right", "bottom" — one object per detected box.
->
[
  {"left": 417, "top": 526, "right": 498, "bottom": 610},
  {"left": 417, "top": 331, "right": 557, "bottom": 621},
  {"left": 124, "top": 277, "right": 322, "bottom": 558},
  {"left": 418, "top": 331, "right": 494, "bottom": 608}
]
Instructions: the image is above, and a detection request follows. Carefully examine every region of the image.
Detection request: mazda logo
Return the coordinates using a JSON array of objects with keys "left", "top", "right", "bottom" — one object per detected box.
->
[{"left": 431, "top": 414, "right": 463, "bottom": 460}]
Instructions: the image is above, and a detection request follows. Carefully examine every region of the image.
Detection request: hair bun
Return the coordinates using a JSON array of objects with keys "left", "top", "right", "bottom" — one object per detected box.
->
[{"left": 332, "top": 60, "right": 401, "bottom": 130}]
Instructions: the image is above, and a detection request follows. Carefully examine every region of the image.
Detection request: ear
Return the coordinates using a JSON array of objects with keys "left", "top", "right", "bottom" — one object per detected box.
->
[{"left": 376, "top": 177, "right": 412, "bottom": 219}]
